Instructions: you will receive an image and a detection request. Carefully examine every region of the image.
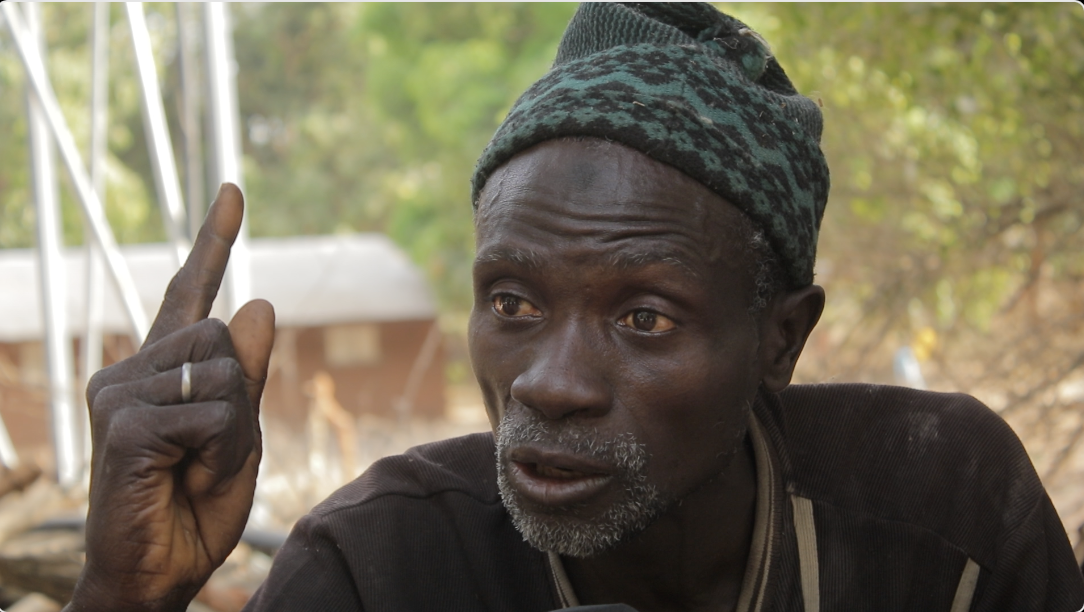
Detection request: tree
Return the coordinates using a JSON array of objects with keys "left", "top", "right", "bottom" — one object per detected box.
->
[
  {"left": 232, "top": 3, "right": 578, "bottom": 314},
  {"left": 0, "top": 3, "right": 174, "bottom": 249},
  {"left": 3, "top": 5, "right": 1082, "bottom": 525},
  {"left": 734, "top": 3, "right": 1084, "bottom": 526}
]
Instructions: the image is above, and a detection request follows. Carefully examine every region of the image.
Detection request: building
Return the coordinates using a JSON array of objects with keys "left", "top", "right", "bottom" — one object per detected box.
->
[{"left": 0, "top": 234, "right": 445, "bottom": 463}]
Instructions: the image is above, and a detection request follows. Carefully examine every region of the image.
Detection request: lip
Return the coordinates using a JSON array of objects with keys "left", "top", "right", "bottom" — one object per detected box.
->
[{"left": 506, "top": 447, "right": 615, "bottom": 508}]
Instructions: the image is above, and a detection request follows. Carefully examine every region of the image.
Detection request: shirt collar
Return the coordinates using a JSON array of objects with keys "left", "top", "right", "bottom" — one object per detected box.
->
[{"left": 547, "top": 410, "right": 783, "bottom": 610}]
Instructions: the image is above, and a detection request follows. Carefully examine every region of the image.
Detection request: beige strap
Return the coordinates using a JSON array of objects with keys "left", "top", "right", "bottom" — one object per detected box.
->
[
  {"left": 548, "top": 551, "right": 580, "bottom": 608},
  {"left": 736, "top": 416, "right": 777, "bottom": 612},
  {"left": 547, "top": 415, "right": 777, "bottom": 611},
  {"left": 950, "top": 558, "right": 981, "bottom": 612},
  {"left": 790, "top": 495, "right": 820, "bottom": 612}
]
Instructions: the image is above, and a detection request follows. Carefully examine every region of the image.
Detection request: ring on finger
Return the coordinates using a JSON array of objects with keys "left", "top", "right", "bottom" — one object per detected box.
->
[{"left": 181, "top": 362, "right": 193, "bottom": 403}]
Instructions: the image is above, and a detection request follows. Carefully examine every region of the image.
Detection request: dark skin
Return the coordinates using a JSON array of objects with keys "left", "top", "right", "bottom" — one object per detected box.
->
[
  {"left": 470, "top": 139, "right": 823, "bottom": 612},
  {"left": 67, "top": 141, "right": 821, "bottom": 611},
  {"left": 65, "top": 184, "right": 276, "bottom": 612}
]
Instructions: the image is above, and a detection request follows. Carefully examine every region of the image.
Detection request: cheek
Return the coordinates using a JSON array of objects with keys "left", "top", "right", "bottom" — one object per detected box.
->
[
  {"left": 468, "top": 308, "right": 516, "bottom": 426},
  {"left": 623, "top": 337, "right": 759, "bottom": 492}
]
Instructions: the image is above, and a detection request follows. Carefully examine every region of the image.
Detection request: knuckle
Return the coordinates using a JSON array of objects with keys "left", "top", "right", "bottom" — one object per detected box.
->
[
  {"left": 91, "top": 383, "right": 127, "bottom": 415},
  {"left": 101, "top": 405, "right": 159, "bottom": 463},
  {"left": 218, "top": 358, "right": 249, "bottom": 403},
  {"left": 86, "top": 353, "right": 156, "bottom": 407},
  {"left": 158, "top": 276, "right": 190, "bottom": 317},
  {"left": 199, "top": 401, "right": 239, "bottom": 446},
  {"left": 214, "top": 400, "right": 239, "bottom": 428},
  {"left": 164, "top": 270, "right": 185, "bottom": 296},
  {"left": 86, "top": 368, "right": 112, "bottom": 405},
  {"left": 196, "top": 358, "right": 245, "bottom": 403},
  {"left": 185, "top": 318, "right": 233, "bottom": 362},
  {"left": 197, "top": 318, "right": 232, "bottom": 347},
  {"left": 219, "top": 356, "right": 244, "bottom": 381},
  {"left": 86, "top": 360, "right": 136, "bottom": 399},
  {"left": 100, "top": 404, "right": 133, "bottom": 447},
  {"left": 204, "top": 356, "right": 242, "bottom": 381},
  {"left": 203, "top": 317, "right": 230, "bottom": 336}
]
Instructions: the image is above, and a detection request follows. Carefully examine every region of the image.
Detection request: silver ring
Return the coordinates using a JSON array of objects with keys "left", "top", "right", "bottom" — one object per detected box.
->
[{"left": 181, "top": 362, "right": 193, "bottom": 403}]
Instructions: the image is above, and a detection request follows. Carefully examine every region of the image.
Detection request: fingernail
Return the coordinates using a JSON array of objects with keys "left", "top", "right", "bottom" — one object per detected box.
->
[{"left": 216, "top": 183, "right": 228, "bottom": 199}]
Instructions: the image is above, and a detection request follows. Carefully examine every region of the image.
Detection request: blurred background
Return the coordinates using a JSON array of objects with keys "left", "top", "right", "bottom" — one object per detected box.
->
[{"left": 0, "top": 3, "right": 1081, "bottom": 610}]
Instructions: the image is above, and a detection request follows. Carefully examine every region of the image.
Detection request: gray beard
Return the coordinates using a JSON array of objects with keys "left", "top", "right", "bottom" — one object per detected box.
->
[{"left": 494, "top": 409, "right": 671, "bottom": 558}]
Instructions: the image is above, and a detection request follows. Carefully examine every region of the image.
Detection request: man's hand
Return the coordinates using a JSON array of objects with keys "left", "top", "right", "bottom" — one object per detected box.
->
[{"left": 66, "top": 184, "right": 275, "bottom": 612}]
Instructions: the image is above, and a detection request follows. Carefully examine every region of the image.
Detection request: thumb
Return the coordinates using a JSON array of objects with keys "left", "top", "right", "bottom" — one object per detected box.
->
[{"left": 228, "top": 299, "right": 276, "bottom": 412}]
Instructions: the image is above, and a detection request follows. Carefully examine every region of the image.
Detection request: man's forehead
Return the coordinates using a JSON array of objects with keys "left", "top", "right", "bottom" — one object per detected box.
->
[
  {"left": 474, "top": 140, "right": 753, "bottom": 274},
  {"left": 474, "top": 242, "right": 703, "bottom": 279},
  {"left": 477, "top": 139, "right": 694, "bottom": 211},
  {"left": 477, "top": 140, "right": 715, "bottom": 220}
]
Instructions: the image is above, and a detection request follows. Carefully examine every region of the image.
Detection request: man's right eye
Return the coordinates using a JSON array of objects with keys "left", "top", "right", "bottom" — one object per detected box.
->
[{"left": 492, "top": 294, "right": 541, "bottom": 318}]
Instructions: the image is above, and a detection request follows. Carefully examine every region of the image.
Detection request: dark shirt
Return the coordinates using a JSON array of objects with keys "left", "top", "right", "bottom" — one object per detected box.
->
[{"left": 243, "top": 383, "right": 1084, "bottom": 611}]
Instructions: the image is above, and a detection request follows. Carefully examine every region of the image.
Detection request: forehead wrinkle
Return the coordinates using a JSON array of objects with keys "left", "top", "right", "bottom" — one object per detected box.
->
[{"left": 474, "top": 241, "right": 702, "bottom": 282}]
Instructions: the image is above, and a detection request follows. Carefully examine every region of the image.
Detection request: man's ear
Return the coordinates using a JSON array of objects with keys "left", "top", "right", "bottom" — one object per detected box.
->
[{"left": 759, "top": 284, "right": 824, "bottom": 393}]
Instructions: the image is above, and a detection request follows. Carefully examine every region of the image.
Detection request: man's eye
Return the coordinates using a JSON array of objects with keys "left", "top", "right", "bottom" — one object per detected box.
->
[
  {"left": 620, "top": 310, "right": 675, "bottom": 333},
  {"left": 492, "top": 294, "right": 541, "bottom": 318}
]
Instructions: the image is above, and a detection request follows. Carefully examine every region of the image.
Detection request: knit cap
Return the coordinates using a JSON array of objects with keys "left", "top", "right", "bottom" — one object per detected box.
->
[{"left": 471, "top": 2, "right": 830, "bottom": 287}]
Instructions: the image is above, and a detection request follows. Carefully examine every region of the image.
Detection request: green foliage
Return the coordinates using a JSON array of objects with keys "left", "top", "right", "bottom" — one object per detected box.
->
[
  {"left": 725, "top": 4, "right": 1083, "bottom": 366},
  {"left": 2, "top": 3, "right": 1080, "bottom": 377},
  {"left": 0, "top": 3, "right": 171, "bottom": 248},
  {"left": 233, "top": 3, "right": 577, "bottom": 310}
]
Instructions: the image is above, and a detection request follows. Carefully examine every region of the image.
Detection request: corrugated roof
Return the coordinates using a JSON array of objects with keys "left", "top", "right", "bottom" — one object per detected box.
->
[{"left": 0, "top": 234, "right": 436, "bottom": 342}]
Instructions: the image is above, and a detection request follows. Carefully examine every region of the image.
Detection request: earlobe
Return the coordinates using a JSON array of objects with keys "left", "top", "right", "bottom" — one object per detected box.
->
[{"left": 760, "top": 285, "right": 825, "bottom": 393}]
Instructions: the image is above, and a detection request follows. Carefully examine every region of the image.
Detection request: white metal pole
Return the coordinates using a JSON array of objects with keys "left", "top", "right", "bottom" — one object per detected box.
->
[
  {"left": 24, "top": 3, "right": 80, "bottom": 488},
  {"left": 0, "top": 417, "right": 18, "bottom": 469},
  {"left": 126, "top": 3, "right": 189, "bottom": 268},
  {"left": 2, "top": 1, "right": 150, "bottom": 344},
  {"left": 83, "top": 1, "right": 110, "bottom": 472},
  {"left": 176, "top": 2, "right": 205, "bottom": 242},
  {"left": 204, "top": 2, "right": 250, "bottom": 317}
]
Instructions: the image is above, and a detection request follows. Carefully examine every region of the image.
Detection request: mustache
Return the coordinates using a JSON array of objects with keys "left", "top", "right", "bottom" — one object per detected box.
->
[{"left": 495, "top": 403, "right": 649, "bottom": 476}]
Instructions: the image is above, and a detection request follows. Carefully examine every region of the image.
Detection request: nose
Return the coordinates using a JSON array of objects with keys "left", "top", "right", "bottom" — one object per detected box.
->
[{"left": 510, "top": 318, "right": 613, "bottom": 421}]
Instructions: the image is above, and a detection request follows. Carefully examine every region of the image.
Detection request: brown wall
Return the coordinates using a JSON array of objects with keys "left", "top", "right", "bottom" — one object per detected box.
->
[
  {"left": 0, "top": 334, "right": 135, "bottom": 461},
  {"left": 0, "top": 343, "right": 49, "bottom": 454},
  {"left": 0, "top": 320, "right": 445, "bottom": 460},
  {"left": 260, "top": 319, "right": 445, "bottom": 427}
]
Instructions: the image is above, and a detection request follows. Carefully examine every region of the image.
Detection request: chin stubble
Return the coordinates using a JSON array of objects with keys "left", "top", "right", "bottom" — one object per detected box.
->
[{"left": 494, "top": 410, "right": 671, "bottom": 558}]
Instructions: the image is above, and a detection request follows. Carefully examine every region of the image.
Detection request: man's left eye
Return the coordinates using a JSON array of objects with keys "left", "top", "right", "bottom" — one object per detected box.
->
[
  {"left": 619, "top": 310, "right": 675, "bottom": 333},
  {"left": 492, "top": 294, "right": 542, "bottom": 318}
]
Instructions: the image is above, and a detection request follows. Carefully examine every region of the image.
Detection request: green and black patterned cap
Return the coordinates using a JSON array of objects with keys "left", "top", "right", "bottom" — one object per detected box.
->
[{"left": 471, "top": 2, "right": 830, "bottom": 287}]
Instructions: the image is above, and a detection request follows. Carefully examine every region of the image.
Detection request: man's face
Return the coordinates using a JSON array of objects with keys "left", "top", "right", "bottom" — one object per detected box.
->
[{"left": 468, "top": 139, "right": 766, "bottom": 557}]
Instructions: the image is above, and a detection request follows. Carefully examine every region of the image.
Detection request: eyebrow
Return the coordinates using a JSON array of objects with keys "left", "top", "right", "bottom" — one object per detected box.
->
[
  {"left": 474, "top": 246, "right": 700, "bottom": 278},
  {"left": 606, "top": 250, "right": 701, "bottom": 279},
  {"left": 474, "top": 246, "right": 546, "bottom": 271}
]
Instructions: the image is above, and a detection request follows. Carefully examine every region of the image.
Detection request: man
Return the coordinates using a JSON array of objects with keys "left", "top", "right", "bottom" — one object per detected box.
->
[{"left": 65, "top": 4, "right": 1083, "bottom": 612}]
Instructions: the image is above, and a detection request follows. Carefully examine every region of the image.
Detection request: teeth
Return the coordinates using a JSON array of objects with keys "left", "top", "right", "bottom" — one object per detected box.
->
[{"left": 535, "top": 464, "right": 585, "bottom": 479}]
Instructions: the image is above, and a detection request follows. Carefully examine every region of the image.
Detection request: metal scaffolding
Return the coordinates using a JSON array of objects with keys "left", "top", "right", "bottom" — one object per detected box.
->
[
  {"left": 205, "top": 3, "right": 251, "bottom": 317},
  {"left": 0, "top": 2, "right": 250, "bottom": 486},
  {"left": 81, "top": 1, "right": 110, "bottom": 472},
  {"left": 21, "top": 2, "right": 79, "bottom": 487},
  {"left": 127, "top": 2, "right": 190, "bottom": 268}
]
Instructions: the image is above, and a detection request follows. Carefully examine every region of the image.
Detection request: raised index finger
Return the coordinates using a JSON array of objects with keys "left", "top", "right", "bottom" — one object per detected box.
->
[{"left": 143, "top": 183, "right": 244, "bottom": 348}]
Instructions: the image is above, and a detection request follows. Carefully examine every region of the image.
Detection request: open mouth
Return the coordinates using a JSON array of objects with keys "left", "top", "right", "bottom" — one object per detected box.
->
[
  {"left": 526, "top": 462, "right": 595, "bottom": 480},
  {"left": 506, "top": 451, "right": 614, "bottom": 507}
]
